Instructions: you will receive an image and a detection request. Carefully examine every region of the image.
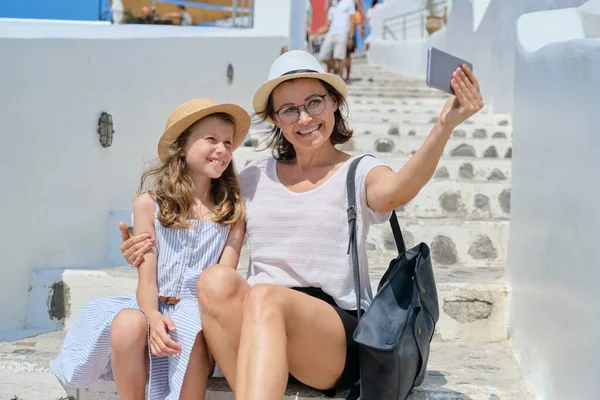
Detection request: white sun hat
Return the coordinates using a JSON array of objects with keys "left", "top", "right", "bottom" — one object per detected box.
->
[{"left": 252, "top": 50, "right": 348, "bottom": 120}]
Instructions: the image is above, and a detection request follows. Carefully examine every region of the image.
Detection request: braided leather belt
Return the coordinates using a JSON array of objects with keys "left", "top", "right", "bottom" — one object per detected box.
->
[{"left": 158, "top": 295, "right": 180, "bottom": 305}]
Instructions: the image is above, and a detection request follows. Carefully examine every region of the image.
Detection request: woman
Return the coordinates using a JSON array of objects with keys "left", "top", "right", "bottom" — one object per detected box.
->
[{"left": 120, "top": 50, "right": 483, "bottom": 399}]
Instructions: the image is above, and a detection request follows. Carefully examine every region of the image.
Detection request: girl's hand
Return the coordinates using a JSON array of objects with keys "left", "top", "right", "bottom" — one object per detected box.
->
[
  {"left": 438, "top": 64, "right": 484, "bottom": 130},
  {"left": 119, "top": 222, "right": 154, "bottom": 267},
  {"left": 148, "top": 313, "right": 181, "bottom": 357}
]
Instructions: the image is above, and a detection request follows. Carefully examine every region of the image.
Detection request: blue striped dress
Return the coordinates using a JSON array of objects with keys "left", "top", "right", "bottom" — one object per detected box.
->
[{"left": 50, "top": 210, "right": 230, "bottom": 400}]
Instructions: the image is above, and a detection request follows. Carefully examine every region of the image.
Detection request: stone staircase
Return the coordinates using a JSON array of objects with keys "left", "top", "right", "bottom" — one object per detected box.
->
[{"left": 0, "top": 56, "right": 531, "bottom": 399}]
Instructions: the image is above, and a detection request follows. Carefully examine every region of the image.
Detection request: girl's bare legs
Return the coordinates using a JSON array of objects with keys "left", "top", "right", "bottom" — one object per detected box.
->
[
  {"left": 196, "top": 264, "right": 250, "bottom": 391},
  {"left": 236, "top": 284, "right": 347, "bottom": 400},
  {"left": 179, "top": 332, "right": 215, "bottom": 400},
  {"left": 111, "top": 309, "right": 149, "bottom": 400}
]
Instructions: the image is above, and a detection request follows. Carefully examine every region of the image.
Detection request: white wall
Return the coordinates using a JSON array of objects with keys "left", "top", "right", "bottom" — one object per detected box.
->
[
  {"left": 0, "top": 20, "right": 287, "bottom": 331},
  {"left": 368, "top": 0, "right": 473, "bottom": 80},
  {"left": 253, "top": 0, "right": 292, "bottom": 40},
  {"left": 506, "top": 2, "right": 600, "bottom": 399},
  {"left": 366, "top": 0, "right": 424, "bottom": 42},
  {"left": 369, "top": 0, "right": 589, "bottom": 113}
]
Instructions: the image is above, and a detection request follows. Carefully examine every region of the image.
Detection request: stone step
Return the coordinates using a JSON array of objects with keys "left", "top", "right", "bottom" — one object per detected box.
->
[
  {"left": 346, "top": 82, "right": 439, "bottom": 91},
  {"left": 348, "top": 78, "right": 431, "bottom": 87},
  {"left": 348, "top": 96, "right": 451, "bottom": 107},
  {"left": 348, "top": 80, "right": 430, "bottom": 88},
  {"left": 395, "top": 180, "right": 511, "bottom": 219},
  {"left": 245, "top": 124, "right": 513, "bottom": 147},
  {"left": 350, "top": 125, "right": 512, "bottom": 143},
  {"left": 350, "top": 72, "right": 401, "bottom": 80},
  {"left": 348, "top": 111, "right": 512, "bottom": 128},
  {"left": 25, "top": 268, "right": 140, "bottom": 332},
  {"left": 351, "top": 116, "right": 511, "bottom": 131},
  {"left": 347, "top": 84, "right": 445, "bottom": 93},
  {"left": 348, "top": 64, "right": 412, "bottom": 72},
  {"left": 347, "top": 60, "right": 386, "bottom": 67},
  {"left": 348, "top": 89, "right": 448, "bottom": 99},
  {"left": 367, "top": 218, "right": 509, "bottom": 268},
  {"left": 348, "top": 81, "right": 438, "bottom": 88},
  {"left": 23, "top": 262, "right": 507, "bottom": 344},
  {"left": 0, "top": 330, "right": 530, "bottom": 400},
  {"left": 348, "top": 67, "right": 397, "bottom": 74},
  {"left": 348, "top": 103, "right": 495, "bottom": 115},
  {"left": 348, "top": 103, "right": 496, "bottom": 116},
  {"left": 243, "top": 119, "right": 512, "bottom": 147},
  {"left": 349, "top": 103, "right": 494, "bottom": 118},
  {"left": 233, "top": 148, "right": 513, "bottom": 182},
  {"left": 348, "top": 65, "right": 391, "bottom": 72},
  {"left": 375, "top": 155, "right": 512, "bottom": 182},
  {"left": 349, "top": 136, "right": 513, "bottom": 159},
  {"left": 351, "top": 105, "right": 449, "bottom": 115},
  {"left": 349, "top": 123, "right": 512, "bottom": 141}
]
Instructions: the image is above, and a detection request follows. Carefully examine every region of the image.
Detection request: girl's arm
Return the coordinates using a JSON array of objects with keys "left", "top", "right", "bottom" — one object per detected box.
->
[
  {"left": 133, "top": 193, "right": 181, "bottom": 356},
  {"left": 365, "top": 65, "right": 484, "bottom": 213},
  {"left": 218, "top": 219, "right": 246, "bottom": 269},
  {"left": 132, "top": 193, "right": 160, "bottom": 319}
]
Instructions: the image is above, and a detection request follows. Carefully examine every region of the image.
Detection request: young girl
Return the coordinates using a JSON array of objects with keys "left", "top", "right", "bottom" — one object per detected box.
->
[{"left": 50, "top": 98, "right": 249, "bottom": 400}]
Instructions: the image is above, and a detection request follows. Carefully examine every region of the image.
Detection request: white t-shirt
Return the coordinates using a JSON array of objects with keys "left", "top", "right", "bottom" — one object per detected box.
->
[
  {"left": 327, "top": 0, "right": 356, "bottom": 36},
  {"left": 238, "top": 155, "right": 391, "bottom": 311}
]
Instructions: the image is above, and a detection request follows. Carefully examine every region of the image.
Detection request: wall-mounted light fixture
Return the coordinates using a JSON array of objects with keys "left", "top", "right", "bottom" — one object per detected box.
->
[
  {"left": 97, "top": 112, "right": 114, "bottom": 148},
  {"left": 227, "top": 63, "right": 234, "bottom": 84}
]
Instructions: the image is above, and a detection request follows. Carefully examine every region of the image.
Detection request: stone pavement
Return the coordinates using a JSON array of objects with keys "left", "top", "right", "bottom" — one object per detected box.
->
[
  {"left": 0, "top": 329, "right": 527, "bottom": 400},
  {"left": 0, "top": 55, "right": 532, "bottom": 399}
]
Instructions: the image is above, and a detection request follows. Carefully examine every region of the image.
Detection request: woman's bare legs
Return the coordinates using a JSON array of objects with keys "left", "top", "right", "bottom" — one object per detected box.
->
[
  {"left": 236, "top": 284, "right": 347, "bottom": 400},
  {"left": 197, "top": 266, "right": 348, "bottom": 400},
  {"left": 179, "top": 332, "right": 214, "bottom": 400},
  {"left": 111, "top": 309, "right": 149, "bottom": 400},
  {"left": 196, "top": 264, "right": 250, "bottom": 390}
]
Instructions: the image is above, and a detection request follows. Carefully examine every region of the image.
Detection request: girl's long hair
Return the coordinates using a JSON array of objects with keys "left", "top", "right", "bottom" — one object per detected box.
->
[{"left": 138, "top": 113, "right": 244, "bottom": 228}]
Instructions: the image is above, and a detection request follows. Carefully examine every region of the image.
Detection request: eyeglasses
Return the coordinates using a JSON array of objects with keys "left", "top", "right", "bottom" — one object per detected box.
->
[{"left": 274, "top": 94, "right": 328, "bottom": 125}]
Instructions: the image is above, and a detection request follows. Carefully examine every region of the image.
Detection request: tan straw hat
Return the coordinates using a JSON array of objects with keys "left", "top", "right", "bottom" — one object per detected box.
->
[
  {"left": 252, "top": 50, "right": 347, "bottom": 121},
  {"left": 157, "top": 98, "right": 251, "bottom": 162}
]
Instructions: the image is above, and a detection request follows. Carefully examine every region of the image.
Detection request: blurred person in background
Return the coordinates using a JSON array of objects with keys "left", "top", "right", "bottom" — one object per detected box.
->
[{"left": 314, "top": 0, "right": 357, "bottom": 78}]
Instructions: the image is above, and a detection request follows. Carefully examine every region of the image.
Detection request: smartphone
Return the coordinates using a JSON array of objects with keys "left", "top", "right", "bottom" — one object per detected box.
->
[{"left": 426, "top": 47, "right": 473, "bottom": 95}]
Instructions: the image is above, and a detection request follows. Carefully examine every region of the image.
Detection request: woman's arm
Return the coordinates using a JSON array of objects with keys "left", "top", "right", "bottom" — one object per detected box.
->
[
  {"left": 218, "top": 220, "right": 246, "bottom": 269},
  {"left": 366, "top": 65, "right": 484, "bottom": 213},
  {"left": 119, "top": 222, "right": 153, "bottom": 267}
]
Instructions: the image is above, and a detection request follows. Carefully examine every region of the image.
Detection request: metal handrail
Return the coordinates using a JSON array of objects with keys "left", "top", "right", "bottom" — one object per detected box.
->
[
  {"left": 383, "top": 25, "right": 397, "bottom": 40},
  {"left": 383, "top": 1, "right": 446, "bottom": 24},
  {"left": 382, "top": 1, "right": 446, "bottom": 40}
]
